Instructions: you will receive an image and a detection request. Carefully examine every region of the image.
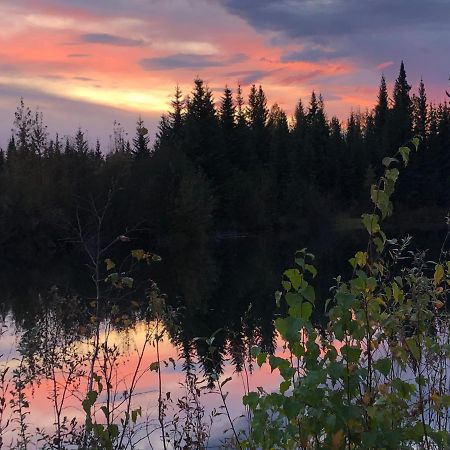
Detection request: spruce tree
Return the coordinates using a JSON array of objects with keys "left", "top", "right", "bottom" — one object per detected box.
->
[
  {"left": 31, "top": 110, "right": 48, "bottom": 158},
  {"left": 413, "top": 78, "right": 427, "bottom": 138},
  {"left": 219, "top": 86, "right": 235, "bottom": 133},
  {"left": 13, "top": 98, "right": 32, "bottom": 153},
  {"left": 170, "top": 85, "right": 184, "bottom": 139},
  {"left": 95, "top": 138, "right": 102, "bottom": 160},
  {"left": 374, "top": 75, "right": 389, "bottom": 162},
  {"left": 374, "top": 75, "right": 389, "bottom": 135},
  {"left": 74, "top": 128, "right": 89, "bottom": 155},
  {"left": 390, "top": 61, "right": 412, "bottom": 148},
  {"left": 132, "top": 116, "right": 150, "bottom": 160},
  {"left": 6, "top": 135, "right": 16, "bottom": 162}
]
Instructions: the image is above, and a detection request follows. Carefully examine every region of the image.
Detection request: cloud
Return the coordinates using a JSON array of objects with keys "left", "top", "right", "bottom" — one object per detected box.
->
[
  {"left": 376, "top": 61, "right": 394, "bottom": 70},
  {"left": 80, "top": 33, "right": 144, "bottom": 47},
  {"left": 0, "top": 82, "right": 160, "bottom": 150},
  {"left": 67, "top": 53, "right": 91, "bottom": 58},
  {"left": 140, "top": 53, "right": 248, "bottom": 71},
  {"left": 281, "top": 47, "right": 348, "bottom": 63},
  {"left": 220, "top": 0, "right": 450, "bottom": 39},
  {"left": 219, "top": 0, "right": 450, "bottom": 80},
  {"left": 280, "top": 70, "right": 324, "bottom": 85},
  {"left": 226, "top": 69, "right": 275, "bottom": 85},
  {"left": 72, "top": 76, "right": 97, "bottom": 82}
]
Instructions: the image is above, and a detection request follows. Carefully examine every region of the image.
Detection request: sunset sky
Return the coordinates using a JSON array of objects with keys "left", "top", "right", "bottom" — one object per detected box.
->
[{"left": 1, "top": 0, "right": 449, "bottom": 148}]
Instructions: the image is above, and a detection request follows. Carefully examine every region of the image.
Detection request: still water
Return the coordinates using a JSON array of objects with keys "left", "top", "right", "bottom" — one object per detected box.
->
[{"left": 0, "top": 225, "right": 446, "bottom": 448}]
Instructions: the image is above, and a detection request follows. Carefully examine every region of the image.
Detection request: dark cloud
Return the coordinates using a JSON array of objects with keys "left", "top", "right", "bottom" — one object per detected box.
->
[
  {"left": 40, "top": 74, "right": 65, "bottom": 80},
  {"left": 72, "top": 76, "right": 97, "bottom": 82},
  {"left": 140, "top": 54, "right": 222, "bottom": 70},
  {"left": 226, "top": 69, "right": 275, "bottom": 85},
  {"left": 219, "top": 0, "right": 450, "bottom": 82},
  {"left": 140, "top": 53, "right": 248, "bottom": 71},
  {"left": 80, "top": 33, "right": 144, "bottom": 47},
  {"left": 281, "top": 48, "right": 348, "bottom": 63},
  {"left": 219, "top": 0, "right": 449, "bottom": 39},
  {"left": 281, "top": 70, "right": 324, "bottom": 85}
]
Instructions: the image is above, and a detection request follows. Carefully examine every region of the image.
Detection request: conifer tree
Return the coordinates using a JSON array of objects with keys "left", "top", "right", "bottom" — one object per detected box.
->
[
  {"left": 74, "top": 128, "right": 89, "bottom": 155},
  {"left": 374, "top": 75, "right": 389, "bottom": 136},
  {"left": 95, "top": 138, "right": 102, "bottom": 160},
  {"left": 306, "top": 92, "right": 330, "bottom": 189},
  {"left": 132, "top": 116, "right": 150, "bottom": 160},
  {"left": 13, "top": 98, "right": 32, "bottom": 152},
  {"left": 390, "top": 61, "right": 412, "bottom": 148},
  {"left": 54, "top": 133, "right": 62, "bottom": 155},
  {"left": 235, "top": 85, "right": 246, "bottom": 128},
  {"left": 219, "top": 86, "right": 235, "bottom": 133},
  {"left": 291, "top": 99, "right": 307, "bottom": 175},
  {"left": 6, "top": 135, "right": 16, "bottom": 161},
  {"left": 31, "top": 110, "right": 48, "bottom": 158},
  {"left": 184, "top": 78, "right": 220, "bottom": 172},
  {"left": 413, "top": 78, "right": 428, "bottom": 138},
  {"left": 170, "top": 85, "right": 184, "bottom": 139},
  {"left": 373, "top": 75, "right": 390, "bottom": 162}
]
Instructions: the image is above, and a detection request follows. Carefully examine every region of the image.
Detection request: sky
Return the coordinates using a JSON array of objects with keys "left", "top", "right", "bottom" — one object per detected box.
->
[{"left": 0, "top": 0, "right": 449, "bottom": 149}]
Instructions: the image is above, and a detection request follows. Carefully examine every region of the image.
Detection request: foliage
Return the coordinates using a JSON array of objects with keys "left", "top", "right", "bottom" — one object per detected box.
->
[{"left": 243, "top": 138, "right": 450, "bottom": 449}]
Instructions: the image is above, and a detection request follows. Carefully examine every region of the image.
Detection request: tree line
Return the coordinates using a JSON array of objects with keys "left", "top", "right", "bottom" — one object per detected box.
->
[{"left": 0, "top": 62, "right": 448, "bottom": 262}]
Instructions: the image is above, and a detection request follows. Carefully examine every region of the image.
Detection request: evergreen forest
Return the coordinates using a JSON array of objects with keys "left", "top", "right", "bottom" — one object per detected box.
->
[{"left": 0, "top": 62, "right": 449, "bottom": 263}]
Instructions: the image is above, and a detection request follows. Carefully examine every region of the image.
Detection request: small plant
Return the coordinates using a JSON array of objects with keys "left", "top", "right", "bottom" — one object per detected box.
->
[{"left": 243, "top": 138, "right": 450, "bottom": 449}]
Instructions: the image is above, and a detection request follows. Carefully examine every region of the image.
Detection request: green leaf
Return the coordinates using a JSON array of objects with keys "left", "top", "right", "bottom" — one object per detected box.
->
[
  {"left": 122, "top": 277, "right": 134, "bottom": 288},
  {"left": 355, "top": 251, "right": 367, "bottom": 268},
  {"left": 336, "top": 292, "right": 356, "bottom": 309},
  {"left": 382, "top": 156, "right": 397, "bottom": 167},
  {"left": 101, "top": 405, "right": 109, "bottom": 419},
  {"left": 87, "top": 390, "right": 98, "bottom": 405},
  {"left": 104, "top": 258, "right": 115, "bottom": 271},
  {"left": 150, "top": 361, "right": 159, "bottom": 372},
  {"left": 391, "top": 378, "right": 416, "bottom": 399},
  {"left": 300, "top": 285, "right": 315, "bottom": 303},
  {"left": 257, "top": 352, "right": 267, "bottom": 367},
  {"left": 82, "top": 399, "right": 91, "bottom": 415},
  {"left": 286, "top": 292, "right": 301, "bottom": 307},
  {"left": 385, "top": 168, "right": 399, "bottom": 182},
  {"left": 274, "top": 290, "right": 282, "bottom": 306},
  {"left": 434, "top": 264, "right": 444, "bottom": 285},
  {"left": 268, "top": 355, "right": 289, "bottom": 373},
  {"left": 374, "top": 358, "right": 391, "bottom": 376},
  {"left": 243, "top": 391, "right": 259, "bottom": 408},
  {"left": 300, "top": 302, "right": 313, "bottom": 320},
  {"left": 370, "top": 186, "right": 391, "bottom": 218},
  {"left": 131, "top": 249, "right": 145, "bottom": 260},
  {"left": 280, "top": 380, "right": 290, "bottom": 394},
  {"left": 284, "top": 269, "right": 302, "bottom": 290},
  {"left": 392, "top": 282, "right": 401, "bottom": 302},
  {"left": 341, "top": 345, "right": 361, "bottom": 363},
  {"left": 399, "top": 146, "right": 411, "bottom": 166},
  {"left": 275, "top": 317, "right": 302, "bottom": 342},
  {"left": 304, "top": 264, "right": 317, "bottom": 278},
  {"left": 131, "top": 407, "right": 142, "bottom": 423},
  {"left": 361, "top": 214, "right": 380, "bottom": 235}
]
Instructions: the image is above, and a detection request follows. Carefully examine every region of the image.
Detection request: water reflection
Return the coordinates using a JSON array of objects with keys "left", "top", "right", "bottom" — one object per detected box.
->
[{"left": 0, "top": 227, "right": 447, "bottom": 447}]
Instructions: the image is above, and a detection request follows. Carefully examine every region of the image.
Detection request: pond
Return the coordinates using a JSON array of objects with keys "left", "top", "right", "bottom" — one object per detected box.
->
[{"left": 0, "top": 225, "right": 447, "bottom": 448}]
